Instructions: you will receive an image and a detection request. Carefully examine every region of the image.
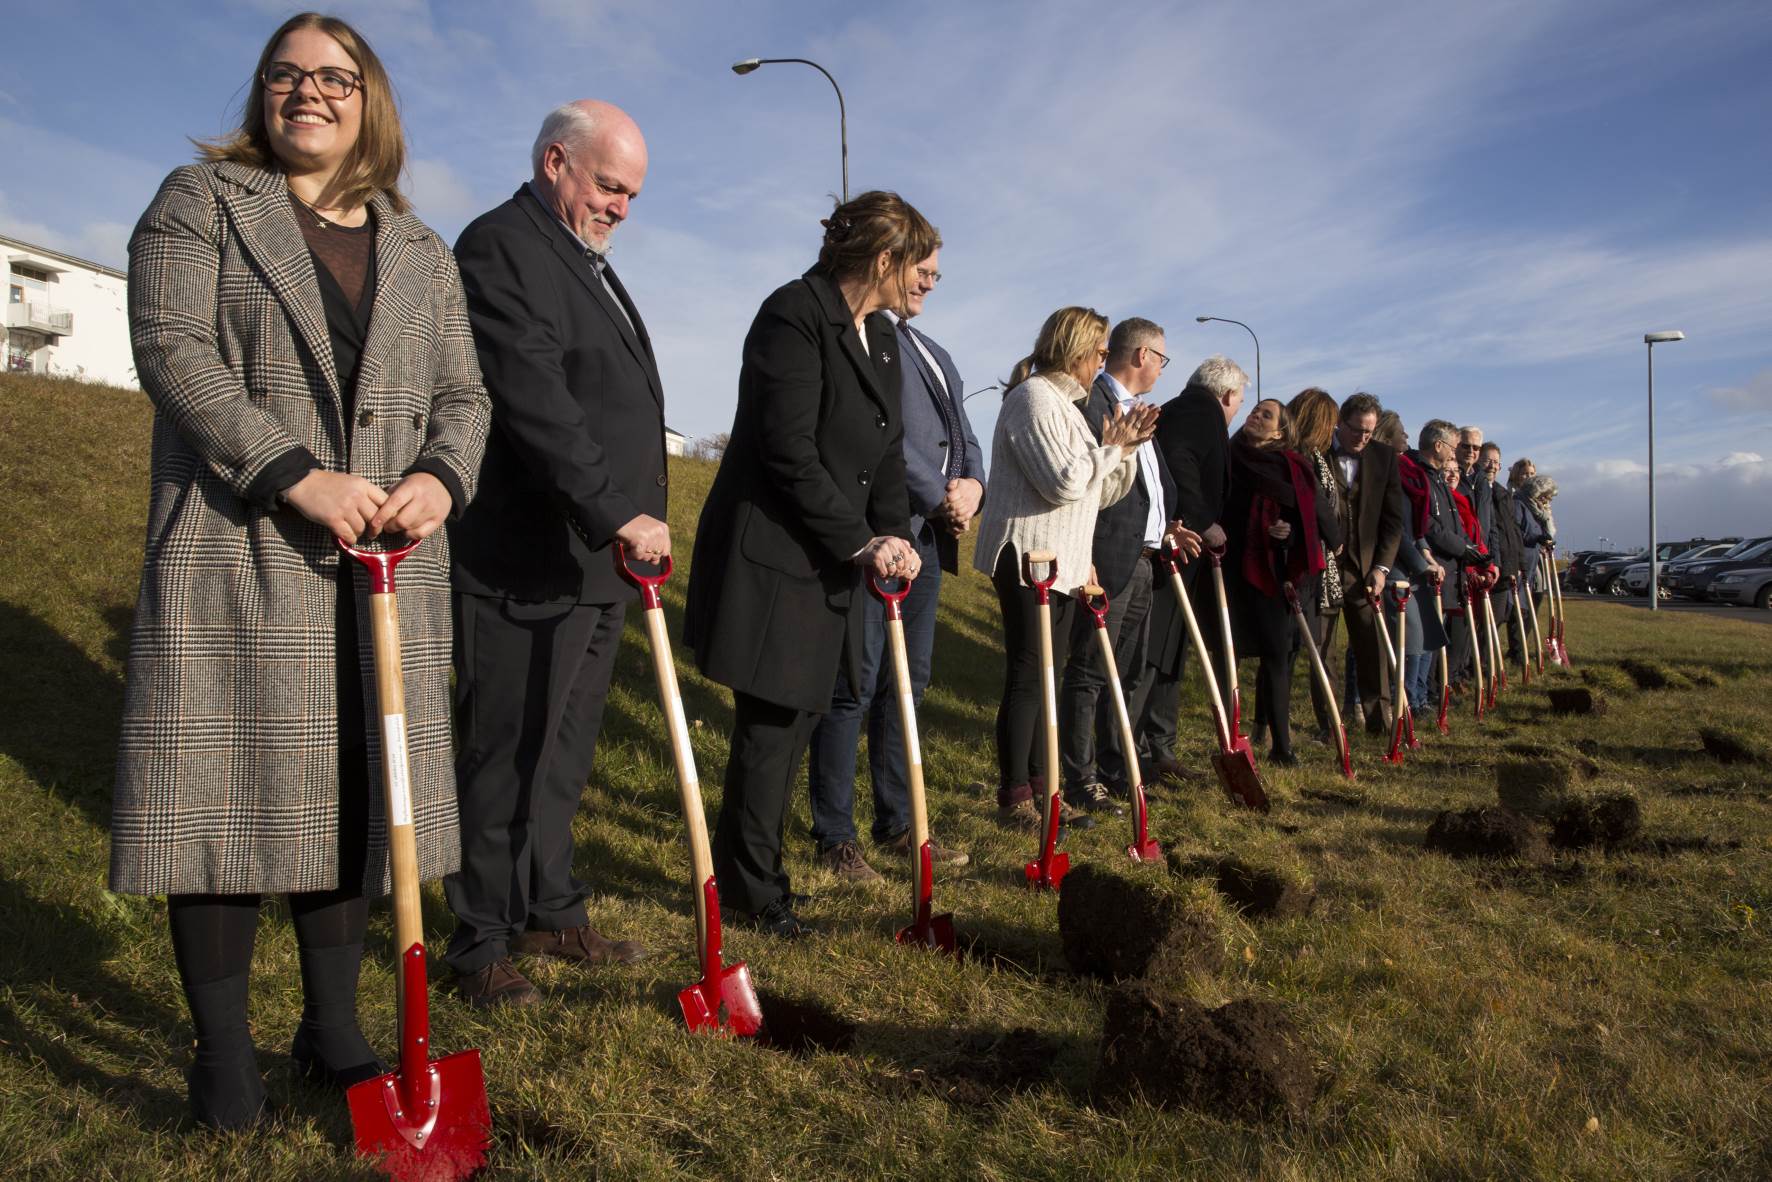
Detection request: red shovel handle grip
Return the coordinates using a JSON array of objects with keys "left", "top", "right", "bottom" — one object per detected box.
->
[
  {"left": 1081, "top": 583, "right": 1110, "bottom": 626},
  {"left": 868, "top": 571, "right": 911, "bottom": 620},
  {"left": 1021, "top": 550, "right": 1058, "bottom": 599},
  {"left": 614, "top": 543, "right": 673, "bottom": 610},
  {"left": 337, "top": 536, "right": 421, "bottom": 595},
  {"left": 1205, "top": 544, "right": 1226, "bottom": 568}
]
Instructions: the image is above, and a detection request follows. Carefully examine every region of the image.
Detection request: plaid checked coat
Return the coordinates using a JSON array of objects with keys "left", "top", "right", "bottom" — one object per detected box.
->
[{"left": 109, "top": 161, "right": 491, "bottom": 897}]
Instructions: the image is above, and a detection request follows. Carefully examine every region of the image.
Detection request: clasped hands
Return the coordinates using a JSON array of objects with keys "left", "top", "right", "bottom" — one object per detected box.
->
[
  {"left": 930, "top": 476, "right": 983, "bottom": 536},
  {"left": 855, "top": 535, "right": 922, "bottom": 580},
  {"left": 286, "top": 469, "right": 451, "bottom": 543}
]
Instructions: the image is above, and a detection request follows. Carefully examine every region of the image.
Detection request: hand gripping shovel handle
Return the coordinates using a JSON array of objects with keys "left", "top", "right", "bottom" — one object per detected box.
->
[
  {"left": 1019, "top": 552, "right": 1069, "bottom": 889},
  {"left": 868, "top": 574, "right": 957, "bottom": 953},
  {"left": 1083, "top": 585, "right": 1161, "bottom": 861},
  {"left": 1159, "top": 544, "right": 1266, "bottom": 811},
  {"left": 614, "top": 546, "right": 762, "bottom": 1035},
  {"left": 1284, "top": 581, "right": 1353, "bottom": 779},
  {"left": 338, "top": 537, "right": 490, "bottom": 1180}
]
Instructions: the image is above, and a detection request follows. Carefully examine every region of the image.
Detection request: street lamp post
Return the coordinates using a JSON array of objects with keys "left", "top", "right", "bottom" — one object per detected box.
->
[
  {"left": 962, "top": 384, "right": 1001, "bottom": 403},
  {"left": 1643, "top": 330, "right": 1685, "bottom": 612},
  {"left": 732, "top": 57, "right": 848, "bottom": 201},
  {"left": 1195, "top": 315, "right": 1259, "bottom": 398}
]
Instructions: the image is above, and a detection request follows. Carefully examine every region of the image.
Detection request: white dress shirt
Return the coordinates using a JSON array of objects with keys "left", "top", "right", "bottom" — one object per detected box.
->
[{"left": 1100, "top": 372, "right": 1165, "bottom": 548}]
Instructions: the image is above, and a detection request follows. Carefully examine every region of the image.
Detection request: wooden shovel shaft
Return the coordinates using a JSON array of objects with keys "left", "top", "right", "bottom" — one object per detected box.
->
[
  {"left": 1291, "top": 600, "right": 1350, "bottom": 768},
  {"left": 367, "top": 592, "right": 424, "bottom": 963},
  {"left": 883, "top": 614, "right": 930, "bottom": 919},
  {"left": 1037, "top": 598, "right": 1061, "bottom": 837},
  {"left": 1091, "top": 623, "right": 1146, "bottom": 848},
  {"left": 1466, "top": 580, "right": 1486, "bottom": 717},
  {"left": 1483, "top": 591, "right": 1504, "bottom": 688},
  {"left": 1210, "top": 560, "right": 1240, "bottom": 709},
  {"left": 1166, "top": 565, "right": 1234, "bottom": 750},
  {"left": 1526, "top": 572, "right": 1545, "bottom": 672},
  {"left": 1512, "top": 586, "right": 1532, "bottom": 681},
  {"left": 642, "top": 607, "right": 716, "bottom": 962},
  {"left": 1430, "top": 585, "right": 1450, "bottom": 699}
]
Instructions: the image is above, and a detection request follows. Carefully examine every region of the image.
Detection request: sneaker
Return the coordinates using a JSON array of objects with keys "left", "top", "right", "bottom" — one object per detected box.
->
[
  {"left": 746, "top": 897, "right": 811, "bottom": 939},
  {"left": 1067, "top": 781, "right": 1125, "bottom": 818},
  {"left": 996, "top": 799, "right": 1041, "bottom": 831},
  {"left": 452, "top": 957, "right": 540, "bottom": 1009},
  {"left": 881, "top": 829, "right": 970, "bottom": 867},
  {"left": 1055, "top": 796, "right": 1096, "bottom": 831},
  {"left": 818, "top": 840, "right": 882, "bottom": 883}
]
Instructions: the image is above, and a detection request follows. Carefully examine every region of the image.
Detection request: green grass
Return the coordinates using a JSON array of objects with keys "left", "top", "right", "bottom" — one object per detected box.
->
[{"left": 1, "top": 371, "right": 1768, "bottom": 1180}]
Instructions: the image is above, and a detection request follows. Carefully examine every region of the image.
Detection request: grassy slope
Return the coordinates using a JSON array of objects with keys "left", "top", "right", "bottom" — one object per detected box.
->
[{"left": 0, "top": 372, "right": 1767, "bottom": 1180}]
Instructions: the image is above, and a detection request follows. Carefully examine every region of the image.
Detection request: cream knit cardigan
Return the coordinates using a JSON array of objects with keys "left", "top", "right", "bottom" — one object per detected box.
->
[{"left": 971, "top": 370, "right": 1138, "bottom": 596}]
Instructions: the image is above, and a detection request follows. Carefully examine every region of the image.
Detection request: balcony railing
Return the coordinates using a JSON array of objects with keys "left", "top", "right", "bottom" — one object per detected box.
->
[{"left": 7, "top": 301, "right": 74, "bottom": 336}]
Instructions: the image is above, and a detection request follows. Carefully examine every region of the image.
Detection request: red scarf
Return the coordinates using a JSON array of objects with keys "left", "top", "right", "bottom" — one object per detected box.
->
[
  {"left": 1397, "top": 452, "right": 1433, "bottom": 539},
  {"left": 1243, "top": 450, "right": 1325, "bottom": 597},
  {"left": 1450, "top": 488, "right": 1489, "bottom": 555}
]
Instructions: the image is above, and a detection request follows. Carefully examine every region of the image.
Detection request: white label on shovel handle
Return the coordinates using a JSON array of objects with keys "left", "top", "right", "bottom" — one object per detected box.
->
[
  {"left": 900, "top": 686, "right": 922, "bottom": 767},
  {"left": 381, "top": 713, "right": 412, "bottom": 827},
  {"left": 669, "top": 691, "right": 699, "bottom": 787},
  {"left": 1043, "top": 664, "right": 1057, "bottom": 722}
]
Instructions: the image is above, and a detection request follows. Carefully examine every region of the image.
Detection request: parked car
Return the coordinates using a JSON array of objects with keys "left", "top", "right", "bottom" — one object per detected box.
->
[
  {"left": 1708, "top": 566, "right": 1772, "bottom": 609},
  {"left": 1620, "top": 541, "right": 1739, "bottom": 596},
  {"left": 1584, "top": 551, "right": 1648, "bottom": 594},
  {"left": 1566, "top": 550, "right": 1632, "bottom": 592},
  {"left": 1663, "top": 536, "right": 1772, "bottom": 600}
]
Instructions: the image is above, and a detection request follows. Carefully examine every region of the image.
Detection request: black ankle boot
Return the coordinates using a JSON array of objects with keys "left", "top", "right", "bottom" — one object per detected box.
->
[
  {"left": 182, "top": 973, "right": 267, "bottom": 1130},
  {"left": 290, "top": 941, "right": 385, "bottom": 1089}
]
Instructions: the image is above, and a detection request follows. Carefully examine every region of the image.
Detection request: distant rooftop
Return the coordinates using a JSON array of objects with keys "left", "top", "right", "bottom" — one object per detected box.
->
[{"left": 1, "top": 232, "right": 127, "bottom": 280}]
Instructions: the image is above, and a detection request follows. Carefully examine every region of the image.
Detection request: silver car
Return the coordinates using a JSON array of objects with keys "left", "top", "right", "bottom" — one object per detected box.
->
[
  {"left": 1707, "top": 566, "right": 1772, "bottom": 609},
  {"left": 1620, "top": 543, "right": 1737, "bottom": 596}
]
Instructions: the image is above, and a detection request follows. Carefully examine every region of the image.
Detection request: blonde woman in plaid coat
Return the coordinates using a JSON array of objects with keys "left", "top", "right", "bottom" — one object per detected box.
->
[{"left": 109, "top": 13, "right": 489, "bottom": 1130}]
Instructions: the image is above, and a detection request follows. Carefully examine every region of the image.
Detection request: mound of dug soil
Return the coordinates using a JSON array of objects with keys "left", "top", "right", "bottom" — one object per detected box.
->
[
  {"left": 1057, "top": 863, "right": 1222, "bottom": 980},
  {"left": 1495, "top": 743, "right": 1600, "bottom": 816},
  {"left": 1618, "top": 659, "right": 1677, "bottom": 690},
  {"left": 1547, "top": 687, "right": 1607, "bottom": 716},
  {"left": 1698, "top": 727, "right": 1765, "bottom": 765},
  {"left": 1172, "top": 854, "right": 1315, "bottom": 920},
  {"left": 758, "top": 994, "right": 857, "bottom": 1056},
  {"left": 1549, "top": 792, "right": 1643, "bottom": 850},
  {"left": 1425, "top": 806, "right": 1549, "bottom": 861},
  {"left": 1097, "top": 983, "right": 1314, "bottom": 1120}
]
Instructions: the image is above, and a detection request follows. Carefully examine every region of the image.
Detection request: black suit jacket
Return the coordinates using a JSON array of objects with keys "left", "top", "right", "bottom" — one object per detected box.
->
[
  {"left": 448, "top": 187, "right": 667, "bottom": 605},
  {"left": 1083, "top": 374, "right": 1175, "bottom": 597},
  {"left": 1154, "top": 383, "right": 1231, "bottom": 533},
  {"left": 684, "top": 269, "right": 912, "bottom": 713}
]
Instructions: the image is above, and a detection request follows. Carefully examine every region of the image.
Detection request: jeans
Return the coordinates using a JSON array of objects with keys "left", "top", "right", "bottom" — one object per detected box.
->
[
  {"left": 1060, "top": 557, "right": 1153, "bottom": 793},
  {"left": 806, "top": 530, "right": 941, "bottom": 846}
]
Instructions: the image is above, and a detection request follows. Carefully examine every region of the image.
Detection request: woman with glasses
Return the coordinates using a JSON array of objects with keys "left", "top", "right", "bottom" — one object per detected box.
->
[
  {"left": 110, "top": 12, "right": 489, "bottom": 1129},
  {"left": 970, "top": 308, "right": 1156, "bottom": 827}
]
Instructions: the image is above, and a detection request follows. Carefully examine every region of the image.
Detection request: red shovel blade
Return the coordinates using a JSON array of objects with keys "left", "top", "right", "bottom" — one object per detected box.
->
[
  {"left": 896, "top": 913, "right": 958, "bottom": 953},
  {"left": 1126, "top": 786, "right": 1163, "bottom": 862},
  {"left": 678, "top": 877, "right": 763, "bottom": 1037},
  {"left": 1211, "top": 738, "right": 1268, "bottom": 812},
  {"left": 346, "top": 945, "right": 489, "bottom": 1182},
  {"left": 1023, "top": 799, "right": 1070, "bottom": 891},
  {"left": 1437, "top": 687, "right": 1451, "bottom": 735},
  {"left": 1336, "top": 726, "right": 1356, "bottom": 779}
]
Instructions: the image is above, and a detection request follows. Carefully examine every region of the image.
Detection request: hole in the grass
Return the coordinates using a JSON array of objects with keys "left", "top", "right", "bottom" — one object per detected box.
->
[{"left": 757, "top": 994, "right": 857, "bottom": 1056}]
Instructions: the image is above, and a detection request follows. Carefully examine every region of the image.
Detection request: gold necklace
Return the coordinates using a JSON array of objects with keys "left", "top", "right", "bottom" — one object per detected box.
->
[{"left": 290, "top": 190, "right": 355, "bottom": 230}]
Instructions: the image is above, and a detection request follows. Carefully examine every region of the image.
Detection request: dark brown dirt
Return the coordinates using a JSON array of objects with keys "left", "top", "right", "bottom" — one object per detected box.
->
[
  {"left": 1424, "top": 806, "right": 1550, "bottom": 860},
  {"left": 1057, "top": 863, "right": 1222, "bottom": 980},
  {"left": 1193, "top": 856, "right": 1316, "bottom": 920},
  {"left": 1620, "top": 834, "right": 1744, "bottom": 856},
  {"left": 1699, "top": 727, "right": 1764, "bottom": 765},
  {"left": 1547, "top": 687, "right": 1607, "bottom": 716},
  {"left": 1549, "top": 793, "right": 1643, "bottom": 850},
  {"left": 1619, "top": 659, "right": 1674, "bottom": 690},
  {"left": 1096, "top": 982, "right": 1314, "bottom": 1120},
  {"left": 758, "top": 994, "right": 858, "bottom": 1056},
  {"left": 1495, "top": 743, "right": 1600, "bottom": 816}
]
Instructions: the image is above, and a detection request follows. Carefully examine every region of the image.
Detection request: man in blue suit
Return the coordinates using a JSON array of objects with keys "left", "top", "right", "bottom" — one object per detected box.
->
[{"left": 805, "top": 249, "right": 982, "bottom": 880}]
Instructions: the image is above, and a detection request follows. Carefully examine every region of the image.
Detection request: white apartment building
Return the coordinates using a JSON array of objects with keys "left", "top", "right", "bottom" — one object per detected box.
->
[{"left": 3, "top": 233, "right": 136, "bottom": 388}]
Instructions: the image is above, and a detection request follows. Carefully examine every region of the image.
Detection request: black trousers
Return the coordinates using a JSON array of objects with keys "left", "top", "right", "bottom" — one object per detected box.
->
[
  {"left": 444, "top": 593, "right": 626, "bottom": 975},
  {"left": 1238, "top": 586, "right": 1297, "bottom": 757},
  {"left": 991, "top": 546, "right": 1075, "bottom": 800},
  {"left": 1130, "top": 557, "right": 1217, "bottom": 766},
  {"left": 1288, "top": 588, "right": 1341, "bottom": 735},
  {"left": 712, "top": 691, "right": 821, "bottom": 915},
  {"left": 1059, "top": 556, "right": 1153, "bottom": 793}
]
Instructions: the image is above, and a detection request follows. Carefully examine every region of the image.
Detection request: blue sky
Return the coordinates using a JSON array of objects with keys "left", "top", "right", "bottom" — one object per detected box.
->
[{"left": 6, "top": 0, "right": 1770, "bottom": 552}]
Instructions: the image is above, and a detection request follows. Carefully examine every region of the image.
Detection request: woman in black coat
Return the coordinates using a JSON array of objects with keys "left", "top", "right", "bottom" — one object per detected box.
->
[
  {"left": 685, "top": 191, "right": 936, "bottom": 937},
  {"left": 1223, "top": 398, "right": 1340, "bottom": 765}
]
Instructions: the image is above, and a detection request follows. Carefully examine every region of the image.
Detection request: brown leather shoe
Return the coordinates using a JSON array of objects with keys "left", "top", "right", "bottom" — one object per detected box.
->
[
  {"left": 453, "top": 957, "right": 540, "bottom": 1009},
  {"left": 1150, "top": 755, "right": 1203, "bottom": 784},
  {"left": 513, "top": 923, "right": 648, "bottom": 966},
  {"left": 880, "top": 828, "right": 971, "bottom": 867},
  {"left": 818, "top": 840, "right": 883, "bottom": 883}
]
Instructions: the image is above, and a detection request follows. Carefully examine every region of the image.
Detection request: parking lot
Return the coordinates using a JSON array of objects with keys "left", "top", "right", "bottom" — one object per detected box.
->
[{"left": 1562, "top": 589, "right": 1772, "bottom": 625}]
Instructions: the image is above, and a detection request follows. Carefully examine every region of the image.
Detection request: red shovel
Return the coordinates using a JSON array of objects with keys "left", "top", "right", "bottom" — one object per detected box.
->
[
  {"left": 1157, "top": 545, "right": 1267, "bottom": 811},
  {"left": 1080, "top": 585, "right": 1162, "bottom": 861},
  {"left": 1204, "top": 546, "right": 1245, "bottom": 739},
  {"left": 1524, "top": 569, "right": 1546, "bottom": 677},
  {"left": 1282, "top": 581, "right": 1353, "bottom": 778},
  {"left": 338, "top": 538, "right": 490, "bottom": 1182},
  {"left": 1545, "top": 544, "right": 1573, "bottom": 668},
  {"left": 1426, "top": 571, "right": 1452, "bottom": 735},
  {"left": 1507, "top": 578, "right": 1532, "bottom": 686},
  {"left": 1481, "top": 580, "right": 1504, "bottom": 706},
  {"left": 1463, "top": 571, "right": 1487, "bottom": 724},
  {"left": 1373, "top": 579, "right": 1411, "bottom": 764},
  {"left": 615, "top": 547, "right": 763, "bottom": 1036},
  {"left": 1021, "top": 551, "right": 1070, "bottom": 891},
  {"left": 868, "top": 573, "right": 958, "bottom": 953}
]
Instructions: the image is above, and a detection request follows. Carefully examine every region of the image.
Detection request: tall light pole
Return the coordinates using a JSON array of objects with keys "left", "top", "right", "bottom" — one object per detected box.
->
[
  {"left": 1644, "top": 330, "right": 1685, "bottom": 612},
  {"left": 962, "top": 384, "right": 1001, "bottom": 403},
  {"left": 731, "top": 57, "right": 848, "bottom": 201},
  {"left": 1195, "top": 315, "right": 1259, "bottom": 398}
]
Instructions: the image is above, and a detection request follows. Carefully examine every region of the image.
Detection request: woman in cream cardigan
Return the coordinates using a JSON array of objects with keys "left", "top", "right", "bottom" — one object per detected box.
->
[{"left": 972, "top": 307, "right": 1158, "bottom": 827}]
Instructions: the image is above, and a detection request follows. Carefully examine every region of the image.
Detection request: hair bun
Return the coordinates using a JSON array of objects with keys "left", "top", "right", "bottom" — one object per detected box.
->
[{"left": 820, "top": 216, "right": 853, "bottom": 241}]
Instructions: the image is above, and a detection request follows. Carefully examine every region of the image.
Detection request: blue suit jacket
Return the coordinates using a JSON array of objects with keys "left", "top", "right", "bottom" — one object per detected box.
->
[{"left": 896, "top": 318, "right": 984, "bottom": 573}]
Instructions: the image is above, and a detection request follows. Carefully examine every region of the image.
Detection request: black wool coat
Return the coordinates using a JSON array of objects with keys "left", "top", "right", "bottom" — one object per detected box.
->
[
  {"left": 449, "top": 187, "right": 668, "bottom": 605},
  {"left": 1145, "top": 383, "right": 1231, "bottom": 674},
  {"left": 684, "top": 269, "right": 912, "bottom": 713}
]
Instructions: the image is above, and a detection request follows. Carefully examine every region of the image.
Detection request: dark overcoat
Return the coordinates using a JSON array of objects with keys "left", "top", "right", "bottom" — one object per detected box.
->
[
  {"left": 1146, "top": 384, "right": 1231, "bottom": 675},
  {"left": 110, "top": 161, "right": 490, "bottom": 897},
  {"left": 684, "top": 269, "right": 912, "bottom": 713}
]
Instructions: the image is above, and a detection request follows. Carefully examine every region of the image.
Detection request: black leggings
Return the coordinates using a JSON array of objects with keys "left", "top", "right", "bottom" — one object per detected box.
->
[{"left": 991, "top": 546, "right": 1076, "bottom": 800}]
